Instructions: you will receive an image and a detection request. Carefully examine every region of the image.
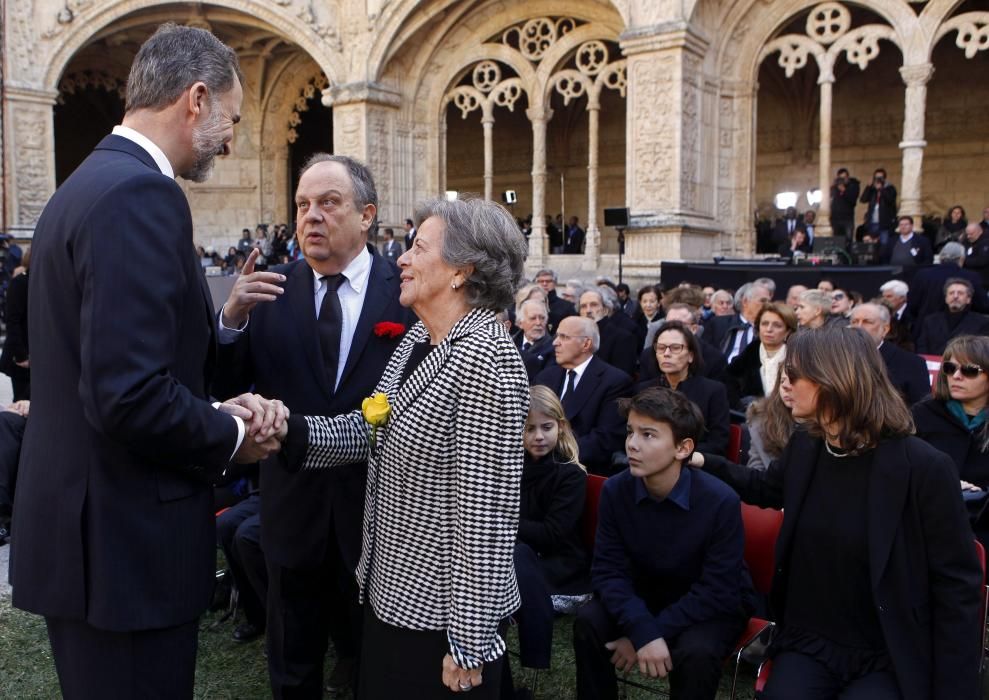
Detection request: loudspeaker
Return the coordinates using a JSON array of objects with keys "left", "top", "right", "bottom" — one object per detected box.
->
[
  {"left": 501, "top": 190, "right": 517, "bottom": 205},
  {"left": 604, "top": 207, "right": 629, "bottom": 227}
]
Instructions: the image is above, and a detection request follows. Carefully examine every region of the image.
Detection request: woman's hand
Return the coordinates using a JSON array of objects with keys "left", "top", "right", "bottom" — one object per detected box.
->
[
  {"left": 441, "top": 654, "right": 483, "bottom": 693},
  {"left": 220, "top": 393, "right": 290, "bottom": 441}
]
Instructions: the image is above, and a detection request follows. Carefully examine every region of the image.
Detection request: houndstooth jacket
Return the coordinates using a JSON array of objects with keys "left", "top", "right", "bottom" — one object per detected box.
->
[{"left": 303, "top": 307, "right": 530, "bottom": 669}]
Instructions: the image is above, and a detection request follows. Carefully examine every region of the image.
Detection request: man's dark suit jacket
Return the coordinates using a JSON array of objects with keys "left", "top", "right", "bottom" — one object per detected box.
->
[
  {"left": 381, "top": 239, "right": 403, "bottom": 264},
  {"left": 907, "top": 264, "right": 989, "bottom": 320},
  {"left": 547, "top": 289, "right": 576, "bottom": 335},
  {"left": 596, "top": 315, "right": 638, "bottom": 376},
  {"left": 708, "top": 313, "right": 756, "bottom": 360},
  {"left": 212, "top": 253, "right": 411, "bottom": 572},
  {"left": 703, "top": 432, "right": 983, "bottom": 700},
  {"left": 535, "top": 356, "right": 632, "bottom": 474},
  {"left": 771, "top": 218, "right": 804, "bottom": 249},
  {"left": 563, "top": 225, "right": 585, "bottom": 254},
  {"left": 878, "top": 341, "right": 930, "bottom": 406},
  {"left": 915, "top": 309, "right": 989, "bottom": 355},
  {"left": 965, "top": 234, "right": 989, "bottom": 287},
  {"left": 11, "top": 135, "right": 240, "bottom": 630},
  {"left": 517, "top": 333, "right": 556, "bottom": 382}
]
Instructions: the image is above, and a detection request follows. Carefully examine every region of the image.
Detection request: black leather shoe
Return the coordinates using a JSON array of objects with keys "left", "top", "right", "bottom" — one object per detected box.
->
[
  {"left": 325, "top": 656, "right": 357, "bottom": 695},
  {"left": 231, "top": 622, "right": 263, "bottom": 643}
]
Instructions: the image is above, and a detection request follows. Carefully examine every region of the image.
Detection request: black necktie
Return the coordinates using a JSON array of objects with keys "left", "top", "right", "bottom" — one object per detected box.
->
[
  {"left": 318, "top": 274, "right": 345, "bottom": 389},
  {"left": 522, "top": 341, "right": 531, "bottom": 352},
  {"left": 561, "top": 369, "right": 577, "bottom": 399}
]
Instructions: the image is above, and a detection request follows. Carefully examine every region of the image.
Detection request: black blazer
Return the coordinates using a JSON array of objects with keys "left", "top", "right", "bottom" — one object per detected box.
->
[
  {"left": 703, "top": 432, "right": 983, "bottom": 700},
  {"left": 518, "top": 453, "right": 590, "bottom": 594},
  {"left": 11, "top": 135, "right": 240, "bottom": 630},
  {"left": 546, "top": 290, "right": 576, "bottom": 335},
  {"left": 516, "top": 333, "right": 556, "bottom": 382},
  {"left": 907, "top": 264, "right": 988, "bottom": 320},
  {"left": 212, "top": 253, "right": 412, "bottom": 571},
  {"left": 596, "top": 316, "right": 638, "bottom": 376},
  {"left": 634, "top": 374, "right": 731, "bottom": 456},
  {"left": 913, "top": 398, "right": 989, "bottom": 488},
  {"left": 879, "top": 341, "right": 930, "bottom": 406},
  {"left": 915, "top": 309, "right": 989, "bottom": 355},
  {"left": 535, "top": 356, "right": 632, "bottom": 474}
]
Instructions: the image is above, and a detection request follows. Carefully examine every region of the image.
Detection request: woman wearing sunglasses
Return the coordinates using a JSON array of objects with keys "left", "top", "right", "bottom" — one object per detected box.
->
[
  {"left": 913, "top": 335, "right": 989, "bottom": 545},
  {"left": 691, "top": 324, "right": 982, "bottom": 700}
]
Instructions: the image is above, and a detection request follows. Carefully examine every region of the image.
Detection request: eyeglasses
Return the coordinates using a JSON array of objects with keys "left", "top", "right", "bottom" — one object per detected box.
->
[
  {"left": 655, "top": 343, "right": 686, "bottom": 355},
  {"left": 556, "top": 333, "right": 588, "bottom": 343},
  {"left": 942, "top": 361, "right": 985, "bottom": 379}
]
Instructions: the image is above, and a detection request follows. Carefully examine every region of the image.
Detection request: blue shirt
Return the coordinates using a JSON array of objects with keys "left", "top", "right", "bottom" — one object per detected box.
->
[{"left": 592, "top": 466, "right": 754, "bottom": 650}]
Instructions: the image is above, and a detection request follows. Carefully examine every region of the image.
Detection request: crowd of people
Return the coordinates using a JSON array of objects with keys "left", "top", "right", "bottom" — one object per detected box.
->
[{"left": 5, "top": 22, "right": 988, "bottom": 700}]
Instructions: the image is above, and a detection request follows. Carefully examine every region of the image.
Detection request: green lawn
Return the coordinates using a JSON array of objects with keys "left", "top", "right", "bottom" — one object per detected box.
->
[{"left": 0, "top": 595, "right": 759, "bottom": 699}]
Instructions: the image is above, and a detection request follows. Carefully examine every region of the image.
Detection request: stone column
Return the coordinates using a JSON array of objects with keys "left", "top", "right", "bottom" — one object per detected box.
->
[
  {"left": 3, "top": 86, "right": 59, "bottom": 233},
  {"left": 482, "top": 113, "right": 494, "bottom": 201},
  {"left": 323, "top": 82, "right": 401, "bottom": 223},
  {"left": 816, "top": 73, "right": 835, "bottom": 235},
  {"left": 582, "top": 101, "right": 601, "bottom": 270},
  {"left": 527, "top": 106, "right": 553, "bottom": 265},
  {"left": 898, "top": 63, "right": 934, "bottom": 227}
]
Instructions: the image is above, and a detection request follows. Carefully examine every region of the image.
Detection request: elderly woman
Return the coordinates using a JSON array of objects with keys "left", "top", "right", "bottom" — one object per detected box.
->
[
  {"left": 913, "top": 335, "right": 989, "bottom": 543},
  {"left": 634, "top": 320, "right": 730, "bottom": 456},
  {"left": 692, "top": 325, "right": 983, "bottom": 700},
  {"left": 725, "top": 301, "right": 798, "bottom": 408},
  {"left": 793, "top": 289, "right": 831, "bottom": 330},
  {"left": 268, "top": 197, "right": 529, "bottom": 698}
]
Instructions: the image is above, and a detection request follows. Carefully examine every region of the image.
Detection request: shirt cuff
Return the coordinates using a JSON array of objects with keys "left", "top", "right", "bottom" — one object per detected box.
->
[
  {"left": 212, "top": 401, "right": 246, "bottom": 461},
  {"left": 217, "top": 304, "right": 248, "bottom": 344}
]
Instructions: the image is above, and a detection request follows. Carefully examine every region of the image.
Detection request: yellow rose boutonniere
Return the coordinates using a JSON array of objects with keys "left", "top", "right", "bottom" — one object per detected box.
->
[{"left": 361, "top": 392, "right": 392, "bottom": 448}]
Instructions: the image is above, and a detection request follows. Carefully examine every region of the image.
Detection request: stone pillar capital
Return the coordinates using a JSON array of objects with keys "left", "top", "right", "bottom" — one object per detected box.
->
[
  {"left": 322, "top": 81, "right": 401, "bottom": 108},
  {"left": 899, "top": 63, "right": 935, "bottom": 87},
  {"left": 619, "top": 22, "right": 709, "bottom": 58},
  {"left": 525, "top": 107, "right": 553, "bottom": 123},
  {"left": 4, "top": 85, "right": 59, "bottom": 105}
]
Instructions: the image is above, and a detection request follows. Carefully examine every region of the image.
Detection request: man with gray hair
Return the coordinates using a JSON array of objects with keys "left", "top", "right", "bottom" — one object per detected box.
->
[
  {"left": 879, "top": 279, "right": 910, "bottom": 322},
  {"left": 534, "top": 267, "right": 576, "bottom": 333},
  {"left": 11, "top": 24, "right": 274, "bottom": 697},
  {"left": 707, "top": 281, "right": 773, "bottom": 361},
  {"left": 579, "top": 286, "right": 638, "bottom": 375},
  {"left": 535, "top": 316, "right": 632, "bottom": 474},
  {"left": 516, "top": 297, "right": 555, "bottom": 380},
  {"left": 850, "top": 303, "right": 929, "bottom": 405},
  {"left": 916, "top": 278, "right": 989, "bottom": 354},
  {"left": 908, "top": 241, "right": 988, "bottom": 320}
]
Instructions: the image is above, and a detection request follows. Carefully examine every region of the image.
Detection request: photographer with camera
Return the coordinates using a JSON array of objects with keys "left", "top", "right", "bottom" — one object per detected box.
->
[
  {"left": 859, "top": 167, "right": 898, "bottom": 245},
  {"left": 829, "top": 167, "right": 860, "bottom": 239}
]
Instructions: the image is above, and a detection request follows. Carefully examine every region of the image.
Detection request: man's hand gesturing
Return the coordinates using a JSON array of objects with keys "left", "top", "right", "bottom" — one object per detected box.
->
[{"left": 221, "top": 248, "right": 286, "bottom": 329}]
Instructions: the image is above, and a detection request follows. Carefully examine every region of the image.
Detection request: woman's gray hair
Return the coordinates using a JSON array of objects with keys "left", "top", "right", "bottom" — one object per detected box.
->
[
  {"left": 414, "top": 196, "right": 528, "bottom": 311},
  {"left": 799, "top": 288, "right": 833, "bottom": 313},
  {"left": 125, "top": 23, "right": 243, "bottom": 112}
]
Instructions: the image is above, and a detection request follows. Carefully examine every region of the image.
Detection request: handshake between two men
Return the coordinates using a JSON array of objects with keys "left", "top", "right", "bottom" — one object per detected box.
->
[{"left": 221, "top": 393, "right": 291, "bottom": 464}]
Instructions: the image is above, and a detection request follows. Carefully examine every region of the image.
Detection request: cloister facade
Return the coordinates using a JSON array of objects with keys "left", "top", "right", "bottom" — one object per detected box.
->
[{"left": 1, "top": 0, "right": 987, "bottom": 282}]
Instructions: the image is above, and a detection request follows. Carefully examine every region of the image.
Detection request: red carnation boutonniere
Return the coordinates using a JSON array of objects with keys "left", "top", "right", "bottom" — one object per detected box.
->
[{"left": 373, "top": 321, "right": 406, "bottom": 339}]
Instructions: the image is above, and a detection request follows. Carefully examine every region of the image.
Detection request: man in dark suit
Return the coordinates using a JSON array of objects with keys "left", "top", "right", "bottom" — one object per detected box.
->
[
  {"left": 771, "top": 207, "right": 804, "bottom": 250},
  {"left": 907, "top": 242, "right": 988, "bottom": 320},
  {"left": 859, "top": 168, "right": 897, "bottom": 244},
  {"left": 515, "top": 298, "right": 555, "bottom": 381},
  {"left": 916, "top": 278, "right": 989, "bottom": 355},
  {"left": 563, "top": 216, "right": 585, "bottom": 254},
  {"left": 10, "top": 25, "right": 279, "bottom": 698},
  {"left": 964, "top": 222, "right": 989, "bottom": 287},
  {"left": 707, "top": 282, "right": 772, "bottom": 362},
  {"left": 579, "top": 288, "right": 638, "bottom": 376},
  {"left": 380, "top": 227, "right": 403, "bottom": 264},
  {"left": 535, "top": 316, "right": 632, "bottom": 474},
  {"left": 403, "top": 217, "right": 417, "bottom": 249},
  {"left": 829, "top": 167, "right": 860, "bottom": 239},
  {"left": 850, "top": 304, "right": 930, "bottom": 406},
  {"left": 879, "top": 215, "right": 933, "bottom": 267},
  {"left": 212, "top": 154, "right": 412, "bottom": 698},
  {"left": 534, "top": 268, "right": 576, "bottom": 334}
]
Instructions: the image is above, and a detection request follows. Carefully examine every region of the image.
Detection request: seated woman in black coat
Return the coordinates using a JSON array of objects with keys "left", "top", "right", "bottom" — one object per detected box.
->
[
  {"left": 913, "top": 335, "right": 989, "bottom": 543},
  {"left": 634, "top": 320, "right": 730, "bottom": 456},
  {"left": 512, "top": 385, "right": 590, "bottom": 680},
  {"left": 691, "top": 325, "right": 983, "bottom": 700},
  {"left": 726, "top": 302, "right": 797, "bottom": 408}
]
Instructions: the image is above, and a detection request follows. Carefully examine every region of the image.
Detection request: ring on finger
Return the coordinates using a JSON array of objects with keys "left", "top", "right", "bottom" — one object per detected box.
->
[{"left": 458, "top": 681, "right": 472, "bottom": 691}]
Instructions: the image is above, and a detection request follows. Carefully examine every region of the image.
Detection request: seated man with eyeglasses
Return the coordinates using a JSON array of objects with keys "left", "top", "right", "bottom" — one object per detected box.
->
[{"left": 534, "top": 316, "right": 633, "bottom": 475}]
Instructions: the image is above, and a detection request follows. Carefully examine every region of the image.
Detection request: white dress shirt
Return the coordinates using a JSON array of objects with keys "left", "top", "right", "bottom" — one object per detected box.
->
[
  {"left": 312, "top": 246, "right": 372, "bottom": 390},
  {"left": 562, "top": 354, "right": 594, "bottom": 396},
  {"left": 111, "top": 125, "right": 174, "bottom": 178}
]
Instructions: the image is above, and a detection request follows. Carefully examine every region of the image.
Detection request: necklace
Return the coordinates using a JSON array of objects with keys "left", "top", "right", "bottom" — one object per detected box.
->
[{"left": 824, "top": 440, "right": 852, "bottom": 458}]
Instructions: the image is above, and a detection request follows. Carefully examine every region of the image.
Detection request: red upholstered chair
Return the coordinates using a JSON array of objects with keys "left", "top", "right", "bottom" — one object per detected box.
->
[
  {"left": 755, "top": 540, "right": 989, "bottom": 696},
  {"left": 730, "top": 503, "right": 784, "bottom": 699},
  {"left": 727, "top": 424, "right": 743, "bottom": 463},
  {"left": 581, "top": 474, "right": 608, "bottom": 552},
  {"left": 920, "top": 353, "right": 942, "bottom": 393}
]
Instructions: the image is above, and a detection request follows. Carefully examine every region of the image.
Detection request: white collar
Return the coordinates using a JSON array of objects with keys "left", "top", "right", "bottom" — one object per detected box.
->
[
  {"left": 111, "top": 125, "right": 174, "bottom": 178},
  {"left": 899, "top": 232, "right": 915, "bottom": 243},
  {"left": 310, "top": 245, "right": 372, "bottom": 294}
]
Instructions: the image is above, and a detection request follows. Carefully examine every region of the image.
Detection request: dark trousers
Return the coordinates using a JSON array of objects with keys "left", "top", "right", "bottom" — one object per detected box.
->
[
  {"left": 513, "top": 542, "right": 555, "bottom": 668},
  {"left": 761, "top": 651, "right": 901, "bottom": 700},
  {"left": 46, "top": 616, "right": 198, "bottom": 699},
  {"left": 266, "top": 538, "right": 361, "bottom": 699},
  {"left": 216, "top": 494, "right": 265, "bottom": 627},
  {"left": 359, "top": 606, "right": 507, "bottom": 700},
  {"left": 573, "top": 597, "right": 745, "bottom": 700}
]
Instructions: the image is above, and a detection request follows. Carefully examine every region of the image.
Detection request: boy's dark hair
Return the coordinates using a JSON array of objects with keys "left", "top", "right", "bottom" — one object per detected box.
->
[{"left": 618, "top": 387, "right": 705, "bottom": 444}]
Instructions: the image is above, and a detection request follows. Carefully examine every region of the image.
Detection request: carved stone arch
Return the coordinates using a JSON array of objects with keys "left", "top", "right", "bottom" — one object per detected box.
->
[
  {"left": 366, "top": 0, "right": 629, "bottom": 83},
  {"left": 42, "top": 0, "right": 338, "bottom": 92},
  {"left": 532, "top": 25, "right": 621, "bottom": 112},
  {"left": 933, "top": 12, "right": 989, "bottom": 60}
]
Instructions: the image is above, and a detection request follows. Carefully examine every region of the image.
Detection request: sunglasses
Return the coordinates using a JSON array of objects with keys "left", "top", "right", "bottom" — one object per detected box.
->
[{"left": 942, "top": 361, "right": 985, "bottom": 379}]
